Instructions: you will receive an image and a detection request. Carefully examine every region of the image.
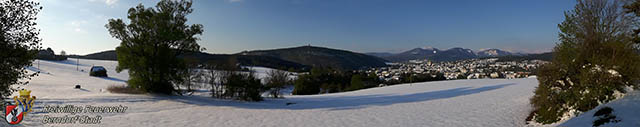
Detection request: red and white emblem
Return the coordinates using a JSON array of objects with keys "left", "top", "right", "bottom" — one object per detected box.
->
[{"left": 5, "top": 105, "right": 24, "bottom": 125}]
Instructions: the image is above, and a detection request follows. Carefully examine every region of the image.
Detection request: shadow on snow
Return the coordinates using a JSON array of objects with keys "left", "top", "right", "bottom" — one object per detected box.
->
[
  {"left": 97, "top": 76, "right": 127, "bottom": 82},
  {"left": 27, "top": 83, "right": 516, "bottom": 112},
  {"left": 169, "top": 83, "right": 516, "bottom": 110},
  {"left": 38, "top": 59, "right": 90, "bottom": 67}
]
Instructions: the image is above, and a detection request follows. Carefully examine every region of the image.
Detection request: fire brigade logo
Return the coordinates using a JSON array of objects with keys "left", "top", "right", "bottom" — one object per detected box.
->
[{"left": 5, "top": 89, "right": 36, "bottom": 125}]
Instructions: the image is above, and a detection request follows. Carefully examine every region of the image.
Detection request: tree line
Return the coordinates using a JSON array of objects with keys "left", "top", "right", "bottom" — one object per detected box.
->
[
  {"left": 292, "top": 67, "right": 447, "bottom": 95},
  {"left": 173, "top": 58, "right": 291, "bottom": 101}
]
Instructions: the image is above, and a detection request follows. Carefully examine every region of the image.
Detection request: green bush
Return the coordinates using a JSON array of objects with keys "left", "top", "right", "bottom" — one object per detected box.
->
[
  {"left": 347, "top": 74, "right": 364, "bottom": 91},
  {"left": 592, "top": 107, "right": 619, "bottom": 126},
  {"left": 530, "top": 0, "right": 640, "bottom": 124},
  {"left": 292, "top": 74, "right": 320, "bottom": 95},
  {"left": 530, "top": 64, "right": 567, "bottom": 123},
  {"left": 107, "top": 85, "right": 145, "bottom": 94},
  {"left": 223, "top": 73, "right": 263, "bottom": 101}
]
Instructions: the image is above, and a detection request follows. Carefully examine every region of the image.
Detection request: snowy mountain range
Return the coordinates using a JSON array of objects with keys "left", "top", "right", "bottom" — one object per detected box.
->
[
  {"left": 367, "top": 47, "right": 525, "bottom": 62},
  {"left": 476, "top": 48, "right": 514, "bottom": 57}
]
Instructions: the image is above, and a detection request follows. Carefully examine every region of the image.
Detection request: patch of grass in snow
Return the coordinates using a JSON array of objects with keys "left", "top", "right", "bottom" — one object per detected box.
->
[
  {"left": 107, "top": 85, "right": 145, "bottom": 94},
  {"left": 592, "top": 106, "right": 620, "bottom": 126},
  {"left": 525, "top": 110, "right": 536, "bottom": 123}
]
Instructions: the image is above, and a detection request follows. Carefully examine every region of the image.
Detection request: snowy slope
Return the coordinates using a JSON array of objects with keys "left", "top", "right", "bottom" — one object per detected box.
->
[
  {"left": 5, "top": 59, "right": 541, "bottom": 127},
  {"left": 19, "top": 59, "right": 129, "bottom": 98},
  {"left": 559, "top": 90, "right": 640, "bottom": 126}
]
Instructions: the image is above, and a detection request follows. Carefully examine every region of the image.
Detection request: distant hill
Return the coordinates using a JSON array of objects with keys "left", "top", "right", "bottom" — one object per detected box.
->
[
  {"left": 180, "top": 51, "right": 310, "bottom": 71},
  {"left": 365, "top": 52, "right": 394, "bottom": 58},
  {"left": 75, "top": 50, "right": 118, "bottom": 60},
  {"left": 73, "top": 46, "right": 388, "bottom": 71},
  {"left": 433, "top": 47, "right": 477, "bottom": 61},
  {"left": 378, "top": 47, "right": 477, "bottom": 62},
  {"left": 381, "top": 48, "right": 439, "bottom": 62},
  {"left": 239, "top": 46, "right": 388, "bottom": 70},
  {"left": 70, "top": 50, "right": 309, "bottom": 71}
]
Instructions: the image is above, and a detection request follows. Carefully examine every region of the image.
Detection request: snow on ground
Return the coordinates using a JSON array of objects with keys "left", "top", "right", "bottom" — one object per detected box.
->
[
  {"left": 559, "top": 90, "right": 640, "bottom": 126},
  {"left": 242, "top": 66, "right": 298, "bottom": 86},
  {"left": 4, "top": 58, "right": 542, "bottom": 127},
  {"left": 17, "top": 59, "right": 130, "bottom": 99},
  {"left": 242, "top": 66, "right": 297, "bottom": 80}
]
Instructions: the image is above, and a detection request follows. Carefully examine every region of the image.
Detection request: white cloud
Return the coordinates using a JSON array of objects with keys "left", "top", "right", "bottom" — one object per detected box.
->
[
  {"left": 88, "top": 0, "right": 118, "bottom": 6},
  {"left": 227, "top": 0, "right": 243, "bottom": 3},
  {"left": 74, "top": 28, "right": 86, "bottom": 33},
  {"left": 70, "top": 20, "right": 88, "bottom": 26},
  {"left": 105, "top": 0, "right": 118, "bottom": 5},
  {"left": 70, "top": 20, "right": 89, "bottom": 34}
]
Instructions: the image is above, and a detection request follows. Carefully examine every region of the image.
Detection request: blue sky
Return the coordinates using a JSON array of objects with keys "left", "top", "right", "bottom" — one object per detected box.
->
[{"left": 36, "top": 0, "right": 576, "bottom": 55}]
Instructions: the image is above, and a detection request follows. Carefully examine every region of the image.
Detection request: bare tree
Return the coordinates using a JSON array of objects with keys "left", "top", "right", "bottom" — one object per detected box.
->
[
  {"left": 265, "top": 69, "right": 289, "bottom": 98},
  {"left": 204, "top": 62, "right": 222, "bottom": 98},
  {"left": 204, "top": 60, "right": 236, "bottom": 98},
  {"left": 179, "top": 57, "right": 201, "bottom": 95}
]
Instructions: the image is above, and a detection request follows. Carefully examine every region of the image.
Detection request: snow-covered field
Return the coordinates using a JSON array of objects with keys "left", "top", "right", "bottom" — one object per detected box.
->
[{"left": 3, "top": 58, "right": 631, "bottom": 127}]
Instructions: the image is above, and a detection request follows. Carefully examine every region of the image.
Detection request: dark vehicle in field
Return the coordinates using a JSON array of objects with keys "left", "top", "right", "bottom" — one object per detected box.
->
[{"left": 89, "top": 66, "right": 108, "bottom": 77}]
